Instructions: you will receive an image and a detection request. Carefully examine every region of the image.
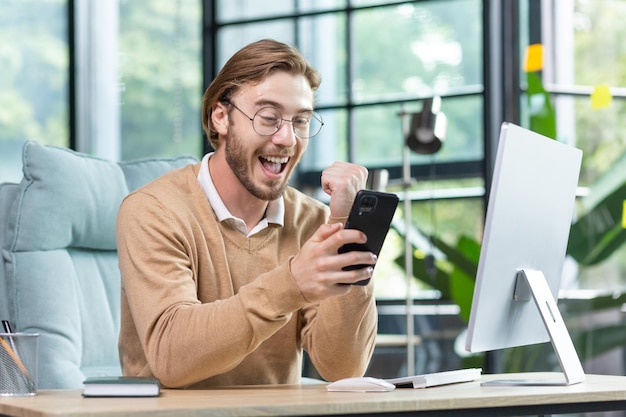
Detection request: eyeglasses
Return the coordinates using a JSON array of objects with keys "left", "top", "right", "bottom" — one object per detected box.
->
[{"left": 224, "top": 100, "right": 324, "bottom": 139}]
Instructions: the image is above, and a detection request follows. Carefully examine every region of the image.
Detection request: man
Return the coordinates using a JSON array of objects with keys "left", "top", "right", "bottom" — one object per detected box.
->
[{"left": 117, "top": 39, "right": 378, "bottom": 389}]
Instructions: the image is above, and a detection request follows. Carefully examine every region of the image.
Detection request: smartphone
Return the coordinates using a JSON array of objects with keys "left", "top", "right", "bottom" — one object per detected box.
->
[{"left": 338, "top": 189, "right": 399, "bottom": 285}]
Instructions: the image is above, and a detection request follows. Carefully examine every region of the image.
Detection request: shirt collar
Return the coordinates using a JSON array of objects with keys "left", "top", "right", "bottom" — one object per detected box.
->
[{"left": 197, "top": 153, "right": 284, "bottom": 235}]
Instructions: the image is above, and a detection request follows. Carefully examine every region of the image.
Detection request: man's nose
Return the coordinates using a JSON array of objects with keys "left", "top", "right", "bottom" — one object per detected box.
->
[{"left": 272, "top": 121, "right": 297, "bottom": 147}]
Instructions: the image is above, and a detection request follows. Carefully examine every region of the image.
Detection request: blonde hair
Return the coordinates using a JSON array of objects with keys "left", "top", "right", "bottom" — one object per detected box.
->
[{"left": 201, "top": 39, "right": 321, "bottom": 149}]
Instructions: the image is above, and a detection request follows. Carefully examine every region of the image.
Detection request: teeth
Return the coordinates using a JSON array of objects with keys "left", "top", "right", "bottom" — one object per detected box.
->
[{"left": 262, "top": 156, "right": 289, "bottom": 164}]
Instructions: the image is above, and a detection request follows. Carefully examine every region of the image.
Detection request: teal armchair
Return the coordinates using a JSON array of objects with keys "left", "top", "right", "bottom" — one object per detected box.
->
[{"left": 0, "top": 141, "right": 196, "bottom": 388}]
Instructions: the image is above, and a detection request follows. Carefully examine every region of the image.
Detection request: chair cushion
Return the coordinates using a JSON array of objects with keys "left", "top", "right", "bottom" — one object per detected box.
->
[
  {"left": 0, "top": 182, "right": 19, "bottom": 320},
  {"left": 7, "top": 142, "right": 196, "bottom": 251},
  {"left": 4, "top": 249, "right": 121, "bottom": 387},
  {"left": 1, "top": 141, "right": 197, "bottom": 388}
]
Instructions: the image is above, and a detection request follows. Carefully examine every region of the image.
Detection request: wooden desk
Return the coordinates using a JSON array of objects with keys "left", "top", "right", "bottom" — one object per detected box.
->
[{"left": 2, "top": 373, "right": 626, "bottom": 417}]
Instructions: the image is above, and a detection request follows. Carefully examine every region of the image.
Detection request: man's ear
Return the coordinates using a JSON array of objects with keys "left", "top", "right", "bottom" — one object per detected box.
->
[{"left": 212, "top": 101, "right": 229, "bottom": 136}]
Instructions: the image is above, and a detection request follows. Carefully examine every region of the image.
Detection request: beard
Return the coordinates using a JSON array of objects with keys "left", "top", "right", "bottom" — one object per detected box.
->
[{"left": 224, "top": 129, "right": 289, "bottom": 201}]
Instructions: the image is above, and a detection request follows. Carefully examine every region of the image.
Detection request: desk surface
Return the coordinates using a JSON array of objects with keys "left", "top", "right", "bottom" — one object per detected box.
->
[{"left": 2, "top": 373, "right": 626, "bottom": 417}]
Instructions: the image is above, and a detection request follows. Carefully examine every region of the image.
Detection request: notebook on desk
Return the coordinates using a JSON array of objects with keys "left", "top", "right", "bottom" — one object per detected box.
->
[
  {"left": 386, "top": 368, "right": 482, "bottom": 389},
  {"left": 82, "top": 376, "right": 161, "bottom": 397}
]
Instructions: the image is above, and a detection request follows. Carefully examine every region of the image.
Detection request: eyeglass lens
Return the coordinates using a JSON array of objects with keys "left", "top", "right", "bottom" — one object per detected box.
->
[{"left": 253, "top": 107, "right": 323, "bottom": 139}]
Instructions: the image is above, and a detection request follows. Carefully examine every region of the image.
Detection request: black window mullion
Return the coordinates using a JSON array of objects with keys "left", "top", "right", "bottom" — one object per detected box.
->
[
  {"left": 346, "top": 5, "right": 355, "bottom": 163},
  {"left": 68, "top": 0, "right": 76, "bottom": 150},
  {"left": 202, "top": 0, "right": 217, "bottom": 154}
]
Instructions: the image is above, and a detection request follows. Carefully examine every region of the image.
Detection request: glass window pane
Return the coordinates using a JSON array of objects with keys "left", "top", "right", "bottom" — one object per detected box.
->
[
  {"left": 350, "top": 0, "right": 404, "bottom": 6},
  {"left": 435, "top": 95, "right": 484, "bottom": 162},
  {"left": 119, "top": 0, "right": 202, "bottom": 160},
  {"left": 217, "top": 0, "right": 346, "bottom": 21},
  {"left": 578, "top": 246, "right": 626, "bottom": 289},
  {"left": 299, "top": 0, "right": 347, "bottom": 12},
  {"left": 532, "top": 1, "right": 626, "bottom": 295},
  {"left": 352, "top": 96, "right": 483, "bottom": 168},
  {"left": 217, "top": 0, "right": 295, "bottom": 22},
  {"left": 539, "top": 0, "right": 626, "bottom": 186},
  {"left": 352, "top": 104, "right": 405, "bottom": 168},
  {"left": 216, "top": 16, "right": 348, "bottom": 106},
  {"left": 570, "top": 0, "right": 626, "bottom": 86},
  {"left": 374, "top": 195, "right": 484, "bottom": 299},
  {"left": 411, "top": 194, "right": 484, "bottom": 247},
  {"left": 0, "top": 0, "right": 68, "bottom": 183},
  {"left": 351, "top": 0, "right": 482, "bottom": 103},
  {"left": 217, "top": 22, "right": 295, "bottom": 68},
  {"left": 300, "top": 109, "right": 348, "bottom": 171},
  {"left": 550, "top": 96, "right": 626, "bottom": 189},
  {"left": 298, "top": 13, "right": 348, "bottom": 106}
]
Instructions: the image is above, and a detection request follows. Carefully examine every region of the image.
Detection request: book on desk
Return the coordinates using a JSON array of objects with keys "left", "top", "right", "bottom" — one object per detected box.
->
[{"left": 82, "top": 376, "right": 161, "bottom": 397}]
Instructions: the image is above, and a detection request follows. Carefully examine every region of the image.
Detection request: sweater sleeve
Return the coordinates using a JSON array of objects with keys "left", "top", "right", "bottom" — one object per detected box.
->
[
  {"left": 294, "top": 193, "right": 378, "bottom": 381},
  {"left": 300, "top": 283, "right": 378, "bottom": 381},
  {"left": 117, "top": 191, "right": 310, "bottom": 388}
]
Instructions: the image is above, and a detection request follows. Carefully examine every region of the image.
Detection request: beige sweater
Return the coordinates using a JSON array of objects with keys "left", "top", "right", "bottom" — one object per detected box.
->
[{"left": 116, "top": 163, "right": 377, "bottom": 388}]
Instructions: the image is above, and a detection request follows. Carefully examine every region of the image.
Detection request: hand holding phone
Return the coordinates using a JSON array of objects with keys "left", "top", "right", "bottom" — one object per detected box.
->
[{"left": 338, "top": 190, "right": 399, "bottom": 285}]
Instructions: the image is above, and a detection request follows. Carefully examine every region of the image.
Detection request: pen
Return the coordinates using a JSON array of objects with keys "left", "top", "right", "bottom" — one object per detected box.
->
[
  {"left": 2, "top": 320, "right": 13, "bottom": 333},
  {"left": 2, "top": 320, "right": 21, "bottom": 365},
  {"left": 2, "top": 320, "right": 17, "bottom": 349}
]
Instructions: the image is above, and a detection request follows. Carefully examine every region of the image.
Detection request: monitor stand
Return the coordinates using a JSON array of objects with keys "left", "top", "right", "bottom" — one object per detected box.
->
[{"left": 482, "top": 269, "right": 586, "bottom": 387}]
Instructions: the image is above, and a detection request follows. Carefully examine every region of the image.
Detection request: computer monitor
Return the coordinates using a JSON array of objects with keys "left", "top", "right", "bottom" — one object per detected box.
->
[{"left": 465, "top": 122, "right": 584, "bottom": 386}]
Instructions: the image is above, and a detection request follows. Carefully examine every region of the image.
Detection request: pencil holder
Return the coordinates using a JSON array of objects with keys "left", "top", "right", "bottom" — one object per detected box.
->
[{"left": 0, "top": 333, "right": 39, "bottom": 396}]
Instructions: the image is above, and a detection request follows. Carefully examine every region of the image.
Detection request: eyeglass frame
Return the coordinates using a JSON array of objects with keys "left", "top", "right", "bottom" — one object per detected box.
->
[{"left": 221, "top": 99, "right": 324, "bottom": 139}]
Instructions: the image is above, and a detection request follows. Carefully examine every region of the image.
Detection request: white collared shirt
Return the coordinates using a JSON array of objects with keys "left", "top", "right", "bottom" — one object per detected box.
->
[{"left": 197, "top": 153, "right": 284, "bottom": 237}]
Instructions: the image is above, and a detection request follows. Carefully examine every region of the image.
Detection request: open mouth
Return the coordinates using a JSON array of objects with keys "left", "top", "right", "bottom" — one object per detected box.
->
[{"left": 260, "top": 155, "right": 289, "bottom": 175}]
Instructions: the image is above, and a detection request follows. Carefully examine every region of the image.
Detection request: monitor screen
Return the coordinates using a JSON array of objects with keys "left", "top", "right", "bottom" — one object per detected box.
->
[{"left": 465, "top": 122, "right": 584, "bottom": 385}]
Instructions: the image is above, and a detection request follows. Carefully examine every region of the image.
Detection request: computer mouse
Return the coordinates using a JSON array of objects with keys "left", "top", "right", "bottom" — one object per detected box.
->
[{"left": 326, "top": 376, "right": 396, "bottom": 392}]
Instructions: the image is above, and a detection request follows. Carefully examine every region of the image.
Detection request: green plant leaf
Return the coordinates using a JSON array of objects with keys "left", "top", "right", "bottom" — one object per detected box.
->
[
  {"left": 560, "top": 292, "right": 626, "bottom": 315},
  {"left": 527, "top": 71, "right": 557, "bottom": 139},
  {"left": 427, "top": 235, "right": 480, "bottom": 323},
  {"left": 567, "top": 151, "right": 626, "bottom": 265},
  {"left": 430, "top": 235, "right": 479, "bottom": 279},
  {"left": 393, "top": 251, "right": 452, "bottom": 298},
  {"left": 450, "top": 267, "right": 474, "bottom": 323},
  {"left": 570, "top": 324, "right": 626, "bottom": 360}
]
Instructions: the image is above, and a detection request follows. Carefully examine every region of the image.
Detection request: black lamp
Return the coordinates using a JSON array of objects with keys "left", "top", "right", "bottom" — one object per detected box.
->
[{"left": 405, "top": 96, "right": 447, "bottom": 155}]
